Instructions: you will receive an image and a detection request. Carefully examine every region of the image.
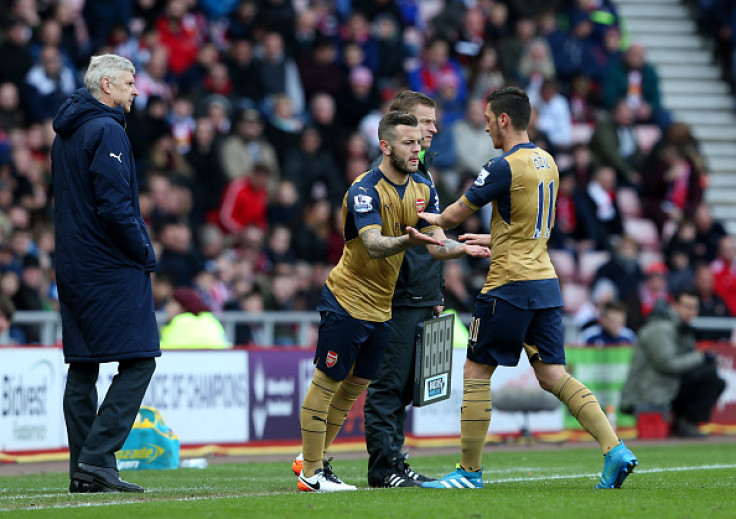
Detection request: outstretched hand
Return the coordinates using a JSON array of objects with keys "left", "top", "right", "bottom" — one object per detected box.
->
[
  {"left": 464, "top": 244, "right": 491, "bottom": 258},
  {"left": 405, "top": 226, "right": 443, "bottom": 246},
  {"left": 459, "top": 233, "right": 492, "bottom": 247},
  {"left": 416, "top": 212, "right": 441, "bottom": 226}
]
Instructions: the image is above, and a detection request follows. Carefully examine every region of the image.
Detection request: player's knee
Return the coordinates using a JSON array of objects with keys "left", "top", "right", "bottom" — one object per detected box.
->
[
  {"left": 533, "top": 363, "right": 566, "bottom": 392},
  {"left": 463, "top": 359, "right": 494, "bottom": 379}
]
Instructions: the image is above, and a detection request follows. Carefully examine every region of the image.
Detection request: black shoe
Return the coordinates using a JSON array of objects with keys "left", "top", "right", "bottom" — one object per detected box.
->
[
  {"left": 71, "top": 463, "right": 144, "bottom": 493},
  {"left": 378, "top": 470, "right": 422, "bottom": 488},
  {"left": 395, "top": 455, "right": 436, "bottom": 483}
]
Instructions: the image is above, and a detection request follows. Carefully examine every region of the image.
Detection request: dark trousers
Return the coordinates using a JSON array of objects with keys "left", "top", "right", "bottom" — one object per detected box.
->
[
  {"left": 64, "top": 358, "right": 156, "bottom": 477},
  {"left": 364, "top": 306, "right": 434, "bottom": 485},
  {"left": 672, "top": 360, "right": 726, "bottom": 424}
]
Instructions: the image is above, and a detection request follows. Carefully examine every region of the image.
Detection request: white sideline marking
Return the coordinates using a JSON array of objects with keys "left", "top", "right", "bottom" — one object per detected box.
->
[{"left": 2, "top": 464, "right": 735, "bottom": 511}]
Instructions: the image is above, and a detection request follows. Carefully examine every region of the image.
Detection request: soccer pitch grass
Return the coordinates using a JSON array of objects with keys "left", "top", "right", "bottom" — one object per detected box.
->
[{"left": 1, "top": 441, "right": 735, "bottom": 518}]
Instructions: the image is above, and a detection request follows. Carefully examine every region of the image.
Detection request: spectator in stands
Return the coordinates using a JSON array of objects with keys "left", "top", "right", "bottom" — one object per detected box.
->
[
  {"left": 219, "top": 108, "right": 280, "bottom": 189},
  {"left": 254, "top": 31, "right": 305, "bottom": 115},
  {"left": 156, "top": 218, "right": 204, "bottom": 287},
  {"left": 517, "top": 38, "right": 557, "bottom": 89},
  {"left": 408, "top": 37, "right": 467, "bottom": 107},
  {"left": 267, "top": 179, "right": 301, "bottom": 230},
  {"left": 602, "top": 42, "right": 667, "bottom": 128},
  {"left": 338, "top": 12, "right": 381, "bottom": 73},
  {"left": 22, "top": 45, "right": 77, "bottom": 123},
  {"left": 0, "top": 17, "right": 34, "bottom": 87},
  {"left": 642, "top": 138, "right": 705, "bottom": 234},
  {"left": 160, "top": 286, "right": 229, "bottom": 349},
  {"left": 498, "top": 17, "right": 536, "bottom": 81},
  {"left": 218, "top": 163, "right": 271, "bottom": 235},
  {"left": 466, "top": 45, "right": 505, "bottom": 101},
  {"left": 12, "top": 254, "right": 46, "bottom": 343},
  {"left": 178, "top": 42, "right": 220, "bottom": 97},
  {"left": 528, "top": 78, "right": 572, "bottom": 151},
  {"left": 549, "top": 9, "right": 598, "bottom": 84},
  {"left": 568, "top": 74, "right": 597, "bottom": 125},
  {"left": 373, "top": 13, "right": 406, "bottom": 89},
  {"left": 452, "top": 98, "right": 502, "bottom": 179},
  {"left": 549, "top": 170, "right": 583, "bottom": 252},
  {"left": 580, "top": 300, "right": 636, "bottom": 347},
  {"left": 638, "top": 261, "right": 673, "bottom": 320},
  {"left": 694, "top": 202, "right": 727, "bottom": 264},
  {"left": 224, "top": 286, "right": 265, "bottom": 346},
  {"left": 709, "top": 234, "right": 736, "bottom": 316},
  {"left": 574, "top": 277, "right": 619, "bottom": 333},
  {"left": 154, "top": 0, "right": 205, "bottom": 78},
  {"left": 308, "top": 92, "right": 344, "bottom": 166},
  {"left": 263, "top": 92, "right": 304, "bottom": 168},
  {"left": 0, "top": 294, "right": 16, "bottom": 344},
  {"left": 574, "top": 165, "right": 623, "bottom": 251},
  {"left": 664, "top": 219, "right": 698, "bottom": 294},
  {"left": 568, "top": 0, "right": 621, "bottom": 47},
  {"left": 260, "top": 224, "right": 295, "bottom": 275},
  {"left": 594, "top": 235, "right": 644, "bottom": 320},
  {"left": 132, "top": 47, "right": 173, "bottom": 111},
  {"left": 282, "top": 125, "right": 344, "bottom": 207},
  {"left": 0, "top": 82, "right": 25, "bottom": 133},
  {"left": 185, "top": 117, "right": 228, "bottom": 227},
  {"left": 298, "top": 36, "right": 345, "bottom": 103},
  {"left": 225, "top": 38, "right": 260, "bottom": 104},
  {"left": 337, "top": 66, "right": 382, "bottom": 130},
  {"left": 620, "top": 289, "right": 726, "bottom": 437},
  {"left": 693, "top": 262, "right": 733, "bottom": 341},
  {"left": 589, "top": 97, "right": 643, "bottom": 187},
  {"left": 292, "top": 199, "right": 332, "bottom": 264}
]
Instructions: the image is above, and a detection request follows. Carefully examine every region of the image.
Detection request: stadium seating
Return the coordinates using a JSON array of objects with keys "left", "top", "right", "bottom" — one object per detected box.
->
[
  {"left": 578, "top": 249, "right": 611, "bottom": 285},
  {"left": 549, "top": 249, "right": 577, "bottom": 283},
  {"left": 623, "top": 218, "right": 661, "bottom": 251}
]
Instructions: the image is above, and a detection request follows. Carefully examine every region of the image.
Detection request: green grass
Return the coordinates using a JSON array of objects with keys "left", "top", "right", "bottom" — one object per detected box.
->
[{"left": 1, "top": 442, "right": 735, "bottom": 518}]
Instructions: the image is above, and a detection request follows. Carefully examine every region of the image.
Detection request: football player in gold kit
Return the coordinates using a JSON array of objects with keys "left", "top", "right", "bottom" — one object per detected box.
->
[
  {"left": 418, "top": 87, "right": 638, "bottom": 490},
  {"left": 294, "top": 111, "right": 490, "bottom": 492}
]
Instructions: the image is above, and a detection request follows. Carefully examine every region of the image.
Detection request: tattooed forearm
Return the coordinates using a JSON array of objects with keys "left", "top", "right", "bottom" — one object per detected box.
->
[
  {"left": 361, "top": 228, "right": 412, "bottom": 259},
  {"left": 422, "top": 229, "right": 465, "bottom": 259}
]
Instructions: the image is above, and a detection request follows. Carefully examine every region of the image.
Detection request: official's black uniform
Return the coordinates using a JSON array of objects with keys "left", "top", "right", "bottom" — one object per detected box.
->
[{"left": 364, "top": 152, "right": 443, "bottom": 486}]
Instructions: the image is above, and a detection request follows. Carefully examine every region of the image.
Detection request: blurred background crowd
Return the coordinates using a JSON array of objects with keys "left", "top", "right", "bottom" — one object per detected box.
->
[{"left": 0, "top": 0, "right": 734, "bottom": 347}]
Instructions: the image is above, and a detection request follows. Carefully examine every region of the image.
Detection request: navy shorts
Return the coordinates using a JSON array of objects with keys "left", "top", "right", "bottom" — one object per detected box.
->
[
  {"left": 467, "top": 296, "right": 565, "bottom": 367},
  {"left": 315, "top": 310, "right": 391, "bottom": 381}
]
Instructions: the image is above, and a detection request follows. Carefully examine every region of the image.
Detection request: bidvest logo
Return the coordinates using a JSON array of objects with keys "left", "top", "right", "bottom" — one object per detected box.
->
[
  {"left": 424, "top": 373, "right": 448, "bottom": 401},
  {"left": 115, "top": 443, "right": 165, "bottom": 464}
]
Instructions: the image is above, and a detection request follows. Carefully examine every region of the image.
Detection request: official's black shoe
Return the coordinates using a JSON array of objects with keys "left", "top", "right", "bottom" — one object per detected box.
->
[
  {"left": 378, "top": 471, "right": 422, "bottom": 487},
  {"left": 70, "top": 463, "right": 144, "bottom": 493},
  {"left": 396, "top": 455, "right": 436, "bottom": 483}
]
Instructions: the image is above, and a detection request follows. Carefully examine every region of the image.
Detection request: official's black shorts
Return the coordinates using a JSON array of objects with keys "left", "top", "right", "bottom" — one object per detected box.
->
[
  {"left": 466, "top": 296, "right": 565, "bottom": 367},
  {"left": 315, "top": 310, "right": 390, "bottom": 381}
]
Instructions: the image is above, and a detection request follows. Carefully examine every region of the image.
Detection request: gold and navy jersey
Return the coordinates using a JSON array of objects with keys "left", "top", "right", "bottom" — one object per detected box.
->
[
  {"left": 323, "top": 167, "right": 440, "bottom": 322},
  {"left": 462, "top": 142, "right": 563, "bottom": 309}
]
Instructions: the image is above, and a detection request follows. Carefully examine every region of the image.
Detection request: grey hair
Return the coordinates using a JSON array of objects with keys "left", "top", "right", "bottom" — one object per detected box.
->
[{"left": 84, "top": 54, "right": 135, "bottom": 99}]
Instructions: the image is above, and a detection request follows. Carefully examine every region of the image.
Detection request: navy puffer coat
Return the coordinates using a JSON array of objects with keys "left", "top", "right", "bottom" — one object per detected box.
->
[{"left": 52, "top": 88, "right": 160, "bottom": 363}]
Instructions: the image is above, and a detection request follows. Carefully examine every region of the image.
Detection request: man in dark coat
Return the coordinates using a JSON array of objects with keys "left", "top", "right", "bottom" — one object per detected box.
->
[{"left": 51, "top": 54, "right": 159, "bottom": 493}]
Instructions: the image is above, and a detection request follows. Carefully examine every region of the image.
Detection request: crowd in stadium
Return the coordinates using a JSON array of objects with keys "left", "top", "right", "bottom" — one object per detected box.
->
[{"left": 0, "top": 0, "right": 733, "bottom": 346}]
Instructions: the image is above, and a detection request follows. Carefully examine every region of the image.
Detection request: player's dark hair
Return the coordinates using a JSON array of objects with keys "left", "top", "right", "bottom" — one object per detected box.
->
[
  {"left": 390, "top": 90, "right": 436, "bottom": 112},
  {"left": 377, "top": 111, "right": 418, "bottom": 142},
  {"left": 486, "top": 86, "right": 531, "bottom": 131}
]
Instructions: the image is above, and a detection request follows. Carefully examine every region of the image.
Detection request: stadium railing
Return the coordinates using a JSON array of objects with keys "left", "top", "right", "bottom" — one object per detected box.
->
[{"left": 4, "top": 311, "right": 735, "bottom": 347}]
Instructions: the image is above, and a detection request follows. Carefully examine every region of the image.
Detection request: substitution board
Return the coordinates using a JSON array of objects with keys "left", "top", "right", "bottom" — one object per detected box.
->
[{"left": 413, "top": 313, "right": 454, "bottom": 407}]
